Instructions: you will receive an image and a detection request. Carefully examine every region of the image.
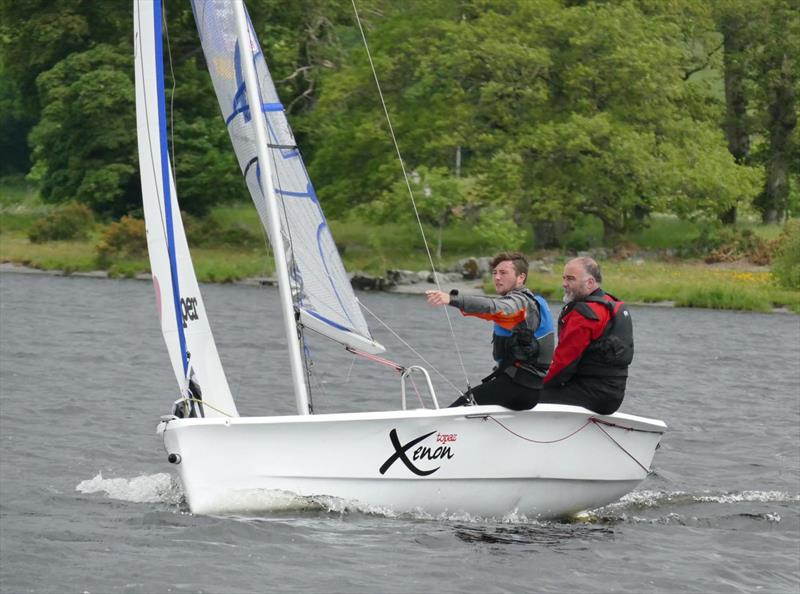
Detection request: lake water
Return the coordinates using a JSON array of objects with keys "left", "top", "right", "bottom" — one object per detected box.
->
[{"left": 1, "top": 271, "right": 798, "bottom": 593}]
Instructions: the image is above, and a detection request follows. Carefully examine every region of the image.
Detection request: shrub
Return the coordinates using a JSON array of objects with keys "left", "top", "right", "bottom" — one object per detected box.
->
[
  {"left": 28, "top": 202, "right": 94, "bottom": 243},
  {"left": 771, "top": 220, "right": 800, "bottom": 289},
  {"left": 694, "top": 226, "right": 773, "bottom": 264},
  {"left": 560, "top": 214, "right": 604, "bottom": 252},
  {"left": 475, "top": 208, "right": 526, "bottom": 253},
  {"left": 96, "top": 216, "right": 146, "bottom": 266},
  {"left": 183, "top": 212, "right": 260, "bottom": 248}
]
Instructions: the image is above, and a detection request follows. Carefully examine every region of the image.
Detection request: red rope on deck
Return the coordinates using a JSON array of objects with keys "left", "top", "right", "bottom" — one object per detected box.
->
[
  {"left": 487, "top": 415, "right": 594, "bottom": 444},
  {"left": 486, "top": 415, "right": 652, "bottom": 472}
]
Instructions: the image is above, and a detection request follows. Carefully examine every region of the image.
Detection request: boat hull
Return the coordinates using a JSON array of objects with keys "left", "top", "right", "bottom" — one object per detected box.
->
[{"left": 159, "top": 404, "right": 666, "bottom": 519}]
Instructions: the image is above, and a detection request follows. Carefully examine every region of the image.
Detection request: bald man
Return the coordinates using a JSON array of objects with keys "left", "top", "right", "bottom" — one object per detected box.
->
[{"left": 539, "top": 257, "right": 633, "bottom": 414}]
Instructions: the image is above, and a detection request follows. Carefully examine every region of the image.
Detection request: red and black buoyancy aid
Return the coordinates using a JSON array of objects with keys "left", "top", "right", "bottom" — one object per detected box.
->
[{"left": 568, "top": 292, "right": 634, "bottom": 377}]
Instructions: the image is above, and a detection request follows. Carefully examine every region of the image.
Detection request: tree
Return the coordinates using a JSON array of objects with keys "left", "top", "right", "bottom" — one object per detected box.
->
[
  {"left": 302, "top": 1, "right": 484, "bottom": 215},
  {"left": 306, "top": 0, "right": 762, "bottom": 247},
  {"left": 718, "top": 6, "right": 752, "bottom": 224},
  {"left": 481, "top": 1, "right": 759, "bottom": 244},
  {"left": 0, "top": 0, "right": 130, "bottom": 176},
  {"left": 2, "top": 0, "right": 351, "bottom": 214},
  {"left": 751, "top": 0, "right": 799, "bottom": 223},
  {"left": 368, "top": 166, "right": 469, "bottom": 259},
  {"left": 0, "top": 66, "right": 33, "bottom": 175},
  {"left": 28, "top": 44, "right": 138, "bottom": 216},
  {"left": 680, "top": 0, "right": 799, "bottom": 224}
]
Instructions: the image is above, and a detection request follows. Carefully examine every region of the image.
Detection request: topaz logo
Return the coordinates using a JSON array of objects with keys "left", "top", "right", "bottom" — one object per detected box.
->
[
  {"left": 181, "top": 296, "right": 199, "bottom": 328},
  {"left": 379, "top": 429, "right": 455, "bottom": 476}
]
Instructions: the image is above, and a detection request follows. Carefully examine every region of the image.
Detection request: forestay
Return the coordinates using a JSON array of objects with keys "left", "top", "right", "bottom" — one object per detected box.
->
[
  {"left": 134, "top": 0, "right": 238, "bottom": 418},
  {"left": 191, "top": 0, "right": 384, "bottom": 355}
]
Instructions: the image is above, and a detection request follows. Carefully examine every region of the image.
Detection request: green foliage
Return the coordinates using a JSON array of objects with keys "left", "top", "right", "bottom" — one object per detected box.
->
[
  {"left": 626, "top": 216, "right": 703, "bottom": 250},
  {"left": 0, "top": 69, "right": 33, "bottom": 175},
  {"left": 771, "top": 220, "right": 800, "bottom": 289},
  {"left": 306, "top": 0, "right": 774, "bottom": 242},
  {"left": 475, "top": 207, "right": 527, "bottom": 254},
  {"left": 0, "top": 0, "right": 130, "bottom": 180},
  {"left": 28, "top": 44, "right": 137, "bottom": 216},
  {"left": 95, "top": 216, "right": 146, "bottom": 266},
  {"left": 183, "top": 211, "right": 262, "bottom": 248},
  {"left": 363, "top": 166, "right": 471, "bottom": 258},
  {"left": 2, "top": 0, "right": 796, "bottom": 244},
  {"left": 560, "top": 215, "right": 604, "bottom": 252},
  {"left": 170, "top": 117, "right": 245, "bottom": 216},
  {"left": 684, "top": 224, "right": 773, "bottom": 263},
  {"left": 0, "top": 177, "right": 48, "bottom": 232},
  {"left": 674, "top": 286, "right": 771, "bottom": 312},
  {"left": 28, "top": 202, "right": 94, "bottom": 243}
]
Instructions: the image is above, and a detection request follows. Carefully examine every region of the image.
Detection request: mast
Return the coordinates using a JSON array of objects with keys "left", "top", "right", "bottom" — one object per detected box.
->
[{"left": 231, "top": 1, "right": 310, "bottom": 415}]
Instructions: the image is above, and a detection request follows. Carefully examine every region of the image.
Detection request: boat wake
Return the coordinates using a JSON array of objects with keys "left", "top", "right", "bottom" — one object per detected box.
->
[
  {"left": 604, "top": 488, "right": 799, "bottom": 509},
  {"left": 584, "top": 488, "right": 799, "bottom": 525},
  {"left": 76, "top": 472, "right": 184, "bottom": 506},
  {"left": 75, "top": 474, "right": 798, "bottom": 528}
]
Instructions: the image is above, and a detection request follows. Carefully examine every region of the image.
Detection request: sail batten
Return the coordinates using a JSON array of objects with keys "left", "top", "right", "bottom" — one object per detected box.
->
[{"left": 191, "top": 0, "right": 383, "bottom": 355}]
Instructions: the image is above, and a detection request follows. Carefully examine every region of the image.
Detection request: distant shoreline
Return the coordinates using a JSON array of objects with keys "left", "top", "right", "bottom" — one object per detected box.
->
[{"left": 3, "top": 261, "right": 793, "bottom": 314}]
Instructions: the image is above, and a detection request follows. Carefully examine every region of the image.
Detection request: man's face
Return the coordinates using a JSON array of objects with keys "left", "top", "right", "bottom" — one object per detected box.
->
[
  {"left": 561, "top": 260, "right": 595, "bottom": 303},
  {"left": 493, "top": 260, "right": 524, "bottom": 295}
]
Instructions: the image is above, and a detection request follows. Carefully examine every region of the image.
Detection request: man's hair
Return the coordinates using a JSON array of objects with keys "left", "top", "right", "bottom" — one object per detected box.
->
[
  {"left": 574, "top": 256, "right": 602, "bottom": 284},
  {"left": 491, "top": 251, "right": 528, "bottom": 277}
]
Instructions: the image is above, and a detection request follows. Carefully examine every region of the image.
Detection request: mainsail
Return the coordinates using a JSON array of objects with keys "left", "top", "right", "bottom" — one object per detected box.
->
[
  {"left": 191, "top": 0, "right": 384, "bottom": 355},
  {"left": 134, "top": 0, "right": 238, "bottom": 418}
]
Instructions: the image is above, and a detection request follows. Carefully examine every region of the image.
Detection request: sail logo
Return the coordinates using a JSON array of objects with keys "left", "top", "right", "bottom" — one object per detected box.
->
[
  {"left": 379, "top": 429, "right": 455, "bottom": 477},
  {"left": 180, "top": 296, "right": 200, "bottom": 328}
]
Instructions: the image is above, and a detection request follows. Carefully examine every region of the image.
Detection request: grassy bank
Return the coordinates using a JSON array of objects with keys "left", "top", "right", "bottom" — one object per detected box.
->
[
  {"left": 1, "top": 182, "right": 797, "bottom": 313},
  {"left": 527, "top": 261, "right": 799, "bottom": 313},
  {"left": 3, "top": 227, "right": 798, "bottom": 313}
]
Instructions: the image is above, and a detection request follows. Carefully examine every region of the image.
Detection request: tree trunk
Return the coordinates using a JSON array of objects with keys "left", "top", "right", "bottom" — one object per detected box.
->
[
  {"left": 755, "top": 53, "right": 796, "bottom": 224},
  {"left": 720, "top": 15, "right": 750, "bottom": 225},
  {"left": 533, "top": 220, "right": 568, "bottom": 249}
]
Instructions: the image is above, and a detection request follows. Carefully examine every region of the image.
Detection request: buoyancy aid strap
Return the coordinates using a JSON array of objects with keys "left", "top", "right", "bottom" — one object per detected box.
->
[
  {"left": 532, "top": 293, "right": 554, "bottom": 338},
  {"left": 573, "top": 301, "right": 600, "bottom": 321}
]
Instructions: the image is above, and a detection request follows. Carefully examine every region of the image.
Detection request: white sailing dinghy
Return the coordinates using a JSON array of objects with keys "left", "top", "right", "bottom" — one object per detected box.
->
[{"left": 134, "top": 0, "right": 666, "bottom": 518}]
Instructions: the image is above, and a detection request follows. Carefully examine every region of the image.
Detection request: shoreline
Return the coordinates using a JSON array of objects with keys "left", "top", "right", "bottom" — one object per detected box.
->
[{"left": 2, "top": 261, "right": 793, "bottom": 314}]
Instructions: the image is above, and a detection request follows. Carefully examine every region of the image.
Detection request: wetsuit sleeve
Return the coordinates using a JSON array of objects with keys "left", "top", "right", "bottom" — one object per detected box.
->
[
  {"left": 449, "top": 292, "right": 528, "bottom": 330},
  {"left": 543, "top": 305, "right": 608, "bottom": 385}
]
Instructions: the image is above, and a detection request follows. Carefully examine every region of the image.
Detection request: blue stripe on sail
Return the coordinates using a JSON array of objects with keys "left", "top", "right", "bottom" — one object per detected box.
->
[
  {"left": 271, "top": 184, "right": 356, "bottom": 328},
  {"left": 254, "top": 165, "right": 305, "bottom": 303},
  {"left": 229, "top": 38, "right": 300, "bottom": 159},
  {"left": 274, "top": 188, "right": 316, "bottom": 200},
  {"left": 292, "top": 162, "right": 359, "bottom": 330},
  {"left": 315, "top": 219, "right": 355, "bottom": 327},
  {"left": 225, "top": 99, "right": 285, "bottom": 125},
  {"left": 232, "top": 40, "right": 250, "bottom": 123},
  {"left": 154, "top": 1, "right": 188, "bottom": 376},
  {"left": 308, "top": 182, "right": 356, "bottom": 328},
  {"left": 279, "top": 145, "right": 300, "bottom": 160},
  {"left": 304, "top": 309, "right": 353, "bottom": 334}
]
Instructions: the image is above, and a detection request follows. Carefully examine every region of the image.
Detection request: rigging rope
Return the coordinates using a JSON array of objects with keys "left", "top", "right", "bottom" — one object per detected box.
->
[
  {"left": 162, "top": 2, "right": 177, "bottom": 187},
  {"left": 358, "top": 299, "right": 463, "bottom": 395},
  {"left": 351, "top": 1, "right": 470, "bottom": 391},
  {"left": 173, "top": 397, "right": 234, "bottom": 418}
]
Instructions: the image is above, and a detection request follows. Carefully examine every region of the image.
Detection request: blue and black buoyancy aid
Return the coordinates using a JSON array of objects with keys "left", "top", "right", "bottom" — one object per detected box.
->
[
  {"left": 576, "top": 292, "right": 634, "bottom": 377},
  {"left": 493, "top": 290, "right": 555, "bottom": 379}
]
